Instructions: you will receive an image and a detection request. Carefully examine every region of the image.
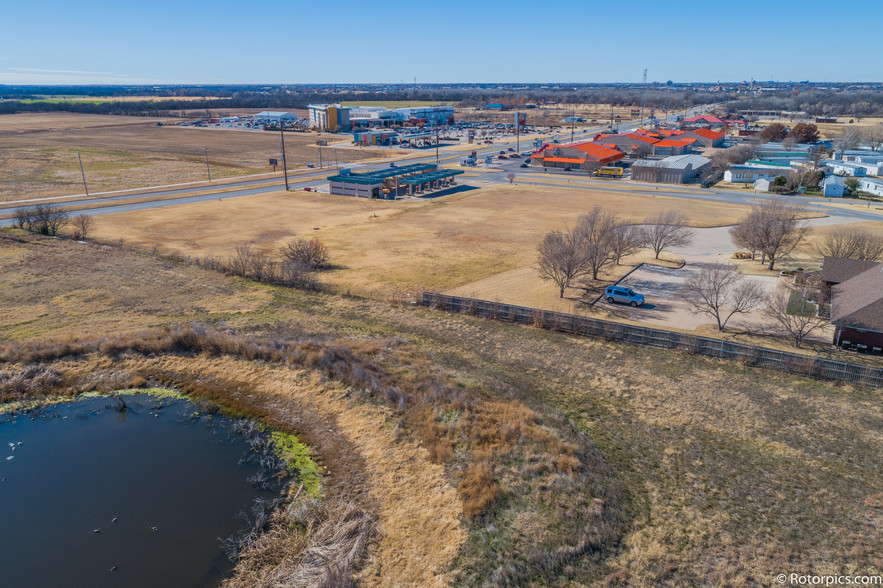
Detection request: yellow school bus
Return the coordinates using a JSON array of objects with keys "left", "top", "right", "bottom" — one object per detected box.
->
[{"left": 593, "top": 166, "right": 623, "bottom": 177}]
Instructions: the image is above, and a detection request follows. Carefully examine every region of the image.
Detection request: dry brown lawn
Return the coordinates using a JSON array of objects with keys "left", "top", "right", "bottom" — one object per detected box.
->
[
  {"left": 0, "top": 113, "right": 388, "bottom": 202},
  {"left": 2, "top": 231, "right": 880, "bottom": 586},
  {"left": 89, "top": 184, "right": 754, "bottom": 292}
]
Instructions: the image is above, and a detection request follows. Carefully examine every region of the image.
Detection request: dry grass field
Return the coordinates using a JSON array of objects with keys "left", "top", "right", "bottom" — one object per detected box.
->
[
  {"left": 88, "top": 184, "right": 756, "bottom": 293},
  {"left": 2, "top": 231, "right": 880, "bottom": 586},
  {"left": 0, "top": 113, "right": 388, "bottom": 202},
  {"left": 756, "top": 117, "right": 883, "bottom": 140}
]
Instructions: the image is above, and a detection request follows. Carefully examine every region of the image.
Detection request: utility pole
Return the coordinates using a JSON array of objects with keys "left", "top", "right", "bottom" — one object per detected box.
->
[
  {"left": 76, "top": 152, "right": 89, "bottom": 196},
  {"left": 204, "top": 147, "right": 212, "bottom": 182},
  {"left": 435, "top": 124, "right": 439, "bottom": 164},
  {"left": 516, "top": 112, "right": 520, "bottom": 153},
  {"left": 318, "top": 145, "right": 323, "bottom": 169},
  {"left": 333, "top": 148, "right": 339, "bottom": 169},
  {"left": 640, "top": 68, "right": 648, "bottom": 128},
  {"left": 280, "top": 125, "right": 289, "bottom": 191},
  {"left": 570, "top": 108, "right": 575, "bottom": 143}
]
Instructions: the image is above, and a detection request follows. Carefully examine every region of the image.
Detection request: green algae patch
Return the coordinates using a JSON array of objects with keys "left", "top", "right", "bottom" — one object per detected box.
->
[{"left": 270, "top": 430, "right": 322, "bottom": 498}]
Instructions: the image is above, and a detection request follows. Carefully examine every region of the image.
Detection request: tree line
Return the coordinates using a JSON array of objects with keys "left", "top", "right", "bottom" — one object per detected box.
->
[{"left": 536, "top": 200, "right": 883, "bottom": 347}]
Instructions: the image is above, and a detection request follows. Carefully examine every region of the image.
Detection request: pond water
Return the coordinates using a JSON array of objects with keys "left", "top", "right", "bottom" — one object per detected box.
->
[{"left": 0, "top": 393, "right": 286, "bottom": 588}]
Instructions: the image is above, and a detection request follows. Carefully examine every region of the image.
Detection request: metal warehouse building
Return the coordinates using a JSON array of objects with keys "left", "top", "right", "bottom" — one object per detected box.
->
[
  {"left": 254, "top": 111, "right": 296, "bottom": 123},
  {"left": 631, "top": 154, "right": 711, "bottom": 184}
]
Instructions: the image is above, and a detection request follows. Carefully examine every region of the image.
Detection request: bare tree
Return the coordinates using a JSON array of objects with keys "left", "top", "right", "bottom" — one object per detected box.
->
[
  {"left": 537, "top": 228, "right": 590, "bottom": 298},
  {"left": 227, "top": 242, "right": 256, "bottom": 277},
  {"left": 72, "top": 214, "right": 93, "bottom": 241},
  {"left": 764, "top": 283, "right": 827, "bottom": 347},
  {"left": 681, "top": 265, "right": 766, "bottom": 331},
  {"left": 866, "top": 126, "right": 883, "bottom": 152},
  {"left": 506, "top": 173, "right": 516, "bottom": 184},
  {"left": 833, "top": 127, "right": 863, "bottom": 157},
  {"left": 13, "top": 208, "right": 32, "bottom": 230},
  {"left": 814, "top": 227, "right": 883, "bottom": 262},
  {"left": 639, "top": 211, "right": 694, "bottom": 259},
  {"left": 281, "top": 237, "right": 330, "bottom": 270},
  {"left": 609, "top": 223, "right": 642, "bottom": 265},
  {"left": 730, "top": 217, "right": 763, "bottom": 261},
  {"left": 28, "top": 204, "right": 69, "bottom": 236},
  {"left": 574, "top": 206, "right": 619, "bottom": 280},
  {"left": 731, "top": 200, "right": 808, "bottom": 270}
]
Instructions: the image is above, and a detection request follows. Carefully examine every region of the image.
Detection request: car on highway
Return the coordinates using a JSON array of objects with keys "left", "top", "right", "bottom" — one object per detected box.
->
[
  {"left": 520, "top": 163, "right": 529, "bottom": 168},
  {"left": 604, "top": 286, "right": 645, "bottom": 307},
  {"left": 510, "top": 153, "right": 521, "bottom": 158},
  {"left": 497, "top": 155, "right": 508, "bottom": 159},
  {"left": 499, "top": 151, "right": 506, "bottom": 155}
]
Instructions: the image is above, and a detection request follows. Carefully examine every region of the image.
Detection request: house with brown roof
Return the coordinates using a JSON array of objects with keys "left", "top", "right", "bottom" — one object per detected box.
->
[
  {"left": 818, "top": 256, "right": 879, "bottom": 301},
  {"left": 831, "top": 262, "right": 883, "bottom": 352}
]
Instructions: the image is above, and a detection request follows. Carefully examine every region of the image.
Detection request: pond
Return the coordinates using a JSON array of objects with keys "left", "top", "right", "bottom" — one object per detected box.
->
[{"left": 0, "top": 393, "right": 289, "bottom": 588}]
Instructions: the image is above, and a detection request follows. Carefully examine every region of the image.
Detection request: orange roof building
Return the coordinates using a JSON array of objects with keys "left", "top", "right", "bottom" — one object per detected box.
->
[
  {"left": 531, "top": 141, "right": 624, "bottom": 169},
  {"left": 652, "top": 139, "right": 693, "bottom": 156}
]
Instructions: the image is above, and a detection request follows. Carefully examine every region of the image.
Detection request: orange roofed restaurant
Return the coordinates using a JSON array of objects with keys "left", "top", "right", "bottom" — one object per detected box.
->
[{"left": 530, "top": 141, "right": 624, "bottom": 171}]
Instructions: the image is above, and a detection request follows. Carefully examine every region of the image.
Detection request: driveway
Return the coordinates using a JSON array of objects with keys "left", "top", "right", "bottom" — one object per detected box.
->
[{"left": 610, "top": 255, "right": 781, "bottom": 331}]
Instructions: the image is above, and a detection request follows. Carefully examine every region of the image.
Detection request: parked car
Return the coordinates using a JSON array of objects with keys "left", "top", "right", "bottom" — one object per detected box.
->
[
  {"left": 604, "top": 286, "right": 645, "bottom": 307},
  {"left": 520, "top": 163, "right": 529, "bottom": 168}
]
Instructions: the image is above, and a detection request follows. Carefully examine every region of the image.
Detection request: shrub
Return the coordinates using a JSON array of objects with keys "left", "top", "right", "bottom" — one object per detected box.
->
[{"left": 281, "top": 237, "right": 330, "bottom": 271}]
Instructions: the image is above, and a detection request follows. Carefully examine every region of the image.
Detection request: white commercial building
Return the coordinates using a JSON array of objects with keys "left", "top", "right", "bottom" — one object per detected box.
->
[{"left": 254, "top": 111, "right": 296, "bottom": 123}]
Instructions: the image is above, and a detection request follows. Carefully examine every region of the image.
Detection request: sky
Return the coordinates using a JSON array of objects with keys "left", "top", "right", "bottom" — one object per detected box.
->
[{"left": 1, "top": 0, "right": 879, "bottom": 86}]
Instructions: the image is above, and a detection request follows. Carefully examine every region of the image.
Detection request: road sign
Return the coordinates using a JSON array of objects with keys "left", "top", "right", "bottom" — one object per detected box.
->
[{"left": 269, "top": 158, "right": 278, "bottom": 171}]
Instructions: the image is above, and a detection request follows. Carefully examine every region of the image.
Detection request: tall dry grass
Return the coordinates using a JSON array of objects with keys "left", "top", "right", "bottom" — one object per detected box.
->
[{"left": 0, "top": 323, "right": 626, "bottom": 585}]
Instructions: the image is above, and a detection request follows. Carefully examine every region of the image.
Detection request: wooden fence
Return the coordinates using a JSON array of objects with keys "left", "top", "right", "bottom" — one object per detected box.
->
[{"left": 420, "top": 293, "right": 883, "bottom": 389}]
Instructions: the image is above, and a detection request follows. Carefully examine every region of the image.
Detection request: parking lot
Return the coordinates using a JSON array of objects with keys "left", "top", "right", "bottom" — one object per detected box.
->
[{"left": 606, "top": 253, "right": 781, "bottom": 332}]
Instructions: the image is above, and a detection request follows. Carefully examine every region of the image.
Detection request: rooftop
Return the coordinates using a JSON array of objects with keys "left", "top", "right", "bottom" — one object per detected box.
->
[{"left": 831, "top": 263, "right": 883, "bottom": 332}]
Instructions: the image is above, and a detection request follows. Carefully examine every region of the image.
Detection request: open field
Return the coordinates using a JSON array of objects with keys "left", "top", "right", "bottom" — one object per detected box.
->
[
  {"left": 14, "top": 95, "right": 232, "bottom": 104},
  {"left": 341, "top": 100, "right": 456, "bottom": 108},
  {"left": 2, "top": 231, "right": 881, "bottom": 586},
  {"left": 0, "top": 113, "right": 388, "bottom": 202},
  {"left": 756, "top": 117, "right": 883, "bottom": 140},
  {"left": 89, "top": 184, "right": 758, "bottom": 292}
]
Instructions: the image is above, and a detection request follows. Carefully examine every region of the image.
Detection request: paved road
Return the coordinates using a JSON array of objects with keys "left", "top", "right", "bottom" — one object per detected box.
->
[{"left": 6, "top": 103, "right": 879, "bottom": 228}]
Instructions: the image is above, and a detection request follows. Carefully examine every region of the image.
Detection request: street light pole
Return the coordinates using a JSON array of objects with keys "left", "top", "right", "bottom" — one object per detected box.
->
[
  {"left": 280, "top": 124, "right": 289, "bottom": 191},
  {"left": 204, "top": 146, "right": 212, "bottom": 182},
  {"left": 571, "top": 109, "right": 575, "bottom": 144},
  {"left": 77, "top": 152, "right": 89, "bottom": 196}
]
